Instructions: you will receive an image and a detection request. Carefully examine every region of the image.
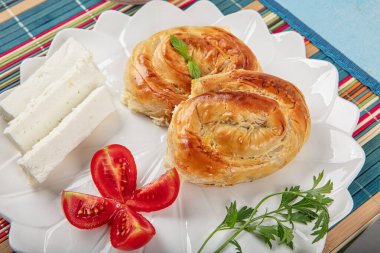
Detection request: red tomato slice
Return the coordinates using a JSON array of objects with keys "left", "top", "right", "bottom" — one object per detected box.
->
[
  {"left": 126, "top": 168, "right": 180, "bottom": 212},
  {"left": 91, "top": 144, "right": 137, "bottom": 203},
  {"left": 62, "top": 191, "right": 117, "bottom": 229},
  {"left": 110, "top": 207, "right": 156, "bottom": 251}
]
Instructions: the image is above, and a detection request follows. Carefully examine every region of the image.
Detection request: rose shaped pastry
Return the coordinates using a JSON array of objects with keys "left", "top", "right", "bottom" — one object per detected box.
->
[
  {"left": 123, "top": 26, "right": 261, "bottom": 126},
  {"left": 165, "top": 70, "right": 310, "bottom": 186}
]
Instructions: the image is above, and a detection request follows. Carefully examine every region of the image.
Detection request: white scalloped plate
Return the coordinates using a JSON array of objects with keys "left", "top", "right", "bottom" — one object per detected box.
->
[{"left": 0, "top": 1, "right": 364, "bottom": 253}]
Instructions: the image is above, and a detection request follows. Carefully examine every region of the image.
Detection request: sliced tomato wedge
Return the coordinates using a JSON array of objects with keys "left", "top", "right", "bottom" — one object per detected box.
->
[
  {"left": 62, "top": 191, "right": 117, "bottom": 229},
  {"left": 126, "top": 168, "right": 180, "bottom": 212},
  {"left": 91, "top": 144, "right": 137, "bottom": 203},
  {"left": 110, "top": 207, "right": 156, "bottom": 251}
]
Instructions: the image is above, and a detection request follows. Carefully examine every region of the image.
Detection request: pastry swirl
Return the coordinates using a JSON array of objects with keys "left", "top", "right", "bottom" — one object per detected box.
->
[
  {"left": 165, "top": 70, "right": 310, "bottom": 186},
  {"left": 123, "top": 26, "right": 261, "bottom": 126}
]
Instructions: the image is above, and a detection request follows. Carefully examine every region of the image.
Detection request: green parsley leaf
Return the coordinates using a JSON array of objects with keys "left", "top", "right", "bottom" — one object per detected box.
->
[
  {"left": 237, "top": 206, "right": 255, "bottom": 222},
  {"left": 223, "top": 201, "right": 238, "bottom": 228},
  {"left": 252, "top": 225, "right": 281, "bottom": 249},
  {"left": 170, "top": 35, "right": 202, "bottom": 79},
  {"left": 280, "top": 186, "right": 300, "bottom": 208},
  {"left": 169, "top": 35, "right": 190, "bottom": 60},
  {"left": 188, "top": 60, "right": 202, "bottom": 79},
  {"left": 288, "top": 210, "right": 317, "bottom": 224},
  {"left": 314, "top": 180, "right": 334, "bottom": 195},
  {"left": 258, "top": 225, "right": 278, "bottom": 237},
  {"left": 277, "top": 223, "right": 294, "bottom": 248},
  {"left": 313, "top": 171, "right": 324, "bottom": 188},
  {"left": 229, "top": 240, "right": 242, "bottom": 253},
  {"left": 198, "top": 171, "right": 334, "bottom": 253}
]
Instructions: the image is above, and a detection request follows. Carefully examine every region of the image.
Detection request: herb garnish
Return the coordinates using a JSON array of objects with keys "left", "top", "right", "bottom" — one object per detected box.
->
[
  {"left": 198, "top": 171, "right": 333, "bottom": 252},
  {"left": 170, "top": 35, "right": 201, "bottom": 79}
]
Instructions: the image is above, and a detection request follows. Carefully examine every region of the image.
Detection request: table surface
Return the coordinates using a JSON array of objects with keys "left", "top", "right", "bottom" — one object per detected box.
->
[
  {"left": 0, "top": 1, "right": 379, "bottom": 252},
  {"left": 271, "top": 0, "right": 380, "bottom": 95}
]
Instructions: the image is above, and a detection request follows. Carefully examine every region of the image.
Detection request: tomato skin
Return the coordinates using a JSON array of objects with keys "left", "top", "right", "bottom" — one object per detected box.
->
[
  {"left": 126, "top": 168, "right": 180, "bottom": 212},
  {"left": 91, "top": 144, "right": 137, "bottom": 203},
  {"left": 110, "top": 207, "right": 156, "bottom": 251},
  {"left": 64, "top": 145, "right": 181, "bottom": 250},
  {"left": 61, "top": 191, "right": 117, "bottom": 229}
]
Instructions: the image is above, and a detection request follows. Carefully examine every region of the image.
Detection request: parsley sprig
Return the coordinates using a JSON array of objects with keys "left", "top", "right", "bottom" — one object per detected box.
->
[
  {"left": 198, "top": 171, "right": 333, "bottom": 252},
  {"left": 169, "top": 35, "right": 201, "bottom": 79}
]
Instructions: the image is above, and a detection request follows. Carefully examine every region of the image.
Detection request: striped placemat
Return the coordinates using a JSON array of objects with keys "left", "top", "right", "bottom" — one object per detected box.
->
[{"left": 0, "top": 1, "right": 379, "bottom": 252}]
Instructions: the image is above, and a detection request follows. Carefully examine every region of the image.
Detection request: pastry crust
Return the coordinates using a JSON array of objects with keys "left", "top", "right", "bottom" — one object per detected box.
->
[
  {"left": 123, "top": 26, "right": 261, "bottom": 126},
  {"left": 165, "top": 70, "right": 310, "bottom": 186}
]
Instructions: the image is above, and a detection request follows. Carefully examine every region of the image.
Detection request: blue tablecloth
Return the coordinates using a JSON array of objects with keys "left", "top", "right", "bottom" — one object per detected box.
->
[{"left": 261, "top": 0, "right": 380, "bottom": 95}]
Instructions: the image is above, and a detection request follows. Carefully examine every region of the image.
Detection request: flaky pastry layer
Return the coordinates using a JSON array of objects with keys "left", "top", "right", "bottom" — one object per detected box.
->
[
  {"left": 123, "top": 26, "right": 261, "bottom": 126},
  {"left": 165, "top": 70, "right": 310, "bottom": 186}
]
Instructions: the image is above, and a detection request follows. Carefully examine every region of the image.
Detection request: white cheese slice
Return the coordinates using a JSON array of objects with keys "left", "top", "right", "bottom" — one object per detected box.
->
[
  {"left": 18, "top": 86, "right": 116, "bottom": 183},
  {"left": 4, "top": 60, "right": 104, "bottom": 152},
  {"left": 0, "top": 38, "right": 92, "bottom": 121}
]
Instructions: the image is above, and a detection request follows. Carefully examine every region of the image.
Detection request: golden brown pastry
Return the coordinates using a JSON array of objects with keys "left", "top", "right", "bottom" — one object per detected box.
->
[
  {"left": 165, "top": 70, "right": 310, "bottom": 186},
  {"left": 123, "top": 26, "right": 261, "bottom": 126}
]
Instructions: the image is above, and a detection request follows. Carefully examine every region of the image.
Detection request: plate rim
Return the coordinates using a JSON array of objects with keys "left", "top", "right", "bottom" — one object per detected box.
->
[{"left": 0, "top": 1, "right": 365, "bottom": 252}]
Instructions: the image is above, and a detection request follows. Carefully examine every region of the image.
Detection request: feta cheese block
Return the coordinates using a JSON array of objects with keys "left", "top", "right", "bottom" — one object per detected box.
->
[
  {"left": 0, "top": 38, "right": 92, "bottom": 121},
  {"left": 4, "top": 60, "right": 104, "bottom": 153},
  {"left": 18, "top": 86, "right": 116, "bottom": 182}
]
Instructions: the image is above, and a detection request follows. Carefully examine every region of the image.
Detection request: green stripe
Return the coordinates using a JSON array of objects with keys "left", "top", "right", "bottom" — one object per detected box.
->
[
  {"left": 338, "top": 79, "right": 359, "bottom": 95},
  {"left": 269, "top": 19, "right": 286, "bottom": 32},
  {"left": 358, "top": 95, "right": 378, "bottom": 109},
  {"left": 0, "top": 2, "right": 117, "bottom": 66}
]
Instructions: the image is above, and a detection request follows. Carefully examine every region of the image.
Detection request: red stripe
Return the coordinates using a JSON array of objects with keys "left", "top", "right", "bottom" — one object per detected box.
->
[
  {"left": 179, "top": 0, "right": 196, "bottom": 9},
  {"left": 358, "top": 103, "right": 380, "bottom": 124},
  {"left": 35, "top": 1, "right": 106, "bottom": 40},
  {"left": 0, "top": 235, "right": 9, "bottom": 244},
  {"left": 1, "top": 41, "right": 52, "bottom": 73},
  {"left": 0, "top": 0, "right": 193, "bottom": 59},
  {"left": 76, "top": 18, "right": 95, "bottom": 29},
  {"left": 0, "top": 226, "right": 10, "bottom": 239},
  {"left": 0, "top": 47, "right": 42, "bottom": 72},
  {"left": 339, "top": 75, "right": 353, "bottom": 87},
  {"left": 0, "top": 1, "right": 107, "bottom": 59},
  {"left": 0, "top": 219, "right": 9, "bottom": 226},
  {"left": 0, "top": 37, "right": 35, "bottom": 58},
  {"left": 273, "top": 23, "right": 289, "bottom": 33},
  {"left": 110, "top": 3, "right": 123, "bottom": 10},
  {"left": 353, "top": 113, "right": 380, "bottom": 137},
  {"left": 0, "top": 218, "right": 9, "bottom": 241}
]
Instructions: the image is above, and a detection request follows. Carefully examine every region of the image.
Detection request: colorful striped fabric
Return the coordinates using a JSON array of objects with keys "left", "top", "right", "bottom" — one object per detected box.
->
[
  {"left": 0, "top": 0, "right": 379, "bottom": 251},
  {"left": 254, "top": 4, "right": 380, "bottom": 211},
  {"left": 260, "top": 0, "right": 380, "bottom": 96}
]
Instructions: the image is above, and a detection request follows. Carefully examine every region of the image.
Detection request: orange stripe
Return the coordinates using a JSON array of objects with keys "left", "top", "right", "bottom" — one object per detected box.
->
[
  {"left": 324, "top": 192, "right": 380, "bottom": 252},
  {"left": 356, "top": 90, "right": 374, "bottom": 104},
  {"left": 0, "top": 0, "right": 46, "bottom": 23},
  {"left": 350, "top": 86, "right": 368, "bottom": 101},
  {"left": 0, "top": 235, "right": 8, "bottom": 244},
  {"left": 0, "top": 235, "right": 9, "bottom": 246},
  {"left": 243, "top": 1, "right": 266, "bottom": 12},
  {"left": 340, "top": 81, "right": 361, "bottom": 99},
  {"left": 0, "top": 219, "right": 7, "bottom": 226}
]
